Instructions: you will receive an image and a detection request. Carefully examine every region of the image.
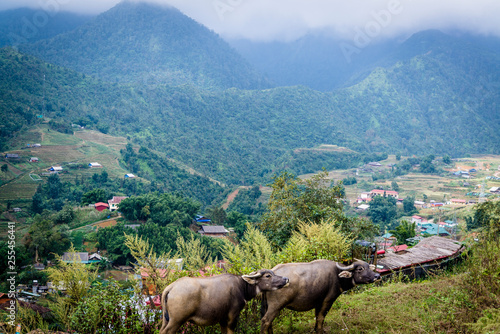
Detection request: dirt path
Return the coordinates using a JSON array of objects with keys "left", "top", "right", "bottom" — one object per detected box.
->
[{"left": 222, "top": 188, "right": 241, "bottom": 210}]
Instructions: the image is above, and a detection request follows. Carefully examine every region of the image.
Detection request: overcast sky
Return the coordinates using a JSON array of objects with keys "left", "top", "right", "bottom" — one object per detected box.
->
[{"left": 2, "top": 0, "right": 500, "bottom": 41}]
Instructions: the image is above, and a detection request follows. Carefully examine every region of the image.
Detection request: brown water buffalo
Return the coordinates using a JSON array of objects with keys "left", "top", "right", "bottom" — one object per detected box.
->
[
  {"left": 260, "top": 259, "right": 380, "bottom": 333},
  {"left": 159, "top": 269, "right": 289, "bottom": 334}
]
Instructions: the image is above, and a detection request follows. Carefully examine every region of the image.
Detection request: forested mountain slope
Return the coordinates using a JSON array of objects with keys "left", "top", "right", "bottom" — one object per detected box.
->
[
  {"left": 2, "top": 30, "right": 500, "bottom": 185},
  {"left": 20, "top": 1, "right": 269, "bottom": 90},
  {"left": 0, "top": 8, "right": 92, "bottom": 47}
]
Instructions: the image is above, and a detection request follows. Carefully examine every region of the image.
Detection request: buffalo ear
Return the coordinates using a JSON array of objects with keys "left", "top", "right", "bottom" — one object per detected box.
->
[
  {"left": 242, "top": 271, "right": 263, "bottom": 285},
  {"left": 338, "top": 271, "right": 352, "bottom": 278}
]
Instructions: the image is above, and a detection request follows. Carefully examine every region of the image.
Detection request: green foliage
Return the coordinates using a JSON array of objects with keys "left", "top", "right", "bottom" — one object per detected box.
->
[
  {"left": 279, "top": 220, "right": 351, "bottom": 263},
  {"left": 205, "top": 205, "right": 227, "bottom": 225},
  {"left": 23, "top": 217, "right": 71, "bottom": 258},
  {"left": 22, "top": 2, "right": 269, "bottom": 90},
  {"left": 70, "top": 281, "right": 146, "bottom": 334},
  {"left": 48, "top": 119, "right": 73, "bottom": 134},
  {"left": 391, "top": 180, "right": 400, "bottom": 192},
  {"left": 465, "top": 201, "right": 500, "bottom": 234},
  {"left": 225, "top": 211, "right": 249, "bottom": 239},
  {"left": 342, "top": 176, "right": 357, "bottom": 185},
  {"left": 368, "top": 195, "right": 398, "bottom": 230},
  {"left": 261, "top": 170, "right": 345, "bottom": 247},
  {"left": 403, "top": 196, "right": 418, "bottom": 215},
  {"left": 118, "top": 192, "right": 200, "bottom": 227},
  {"left": 443, "top": 155, "right": 452, "bottom": 165},
  {"left": 81, "top": 188, "right": 109, "bottom": 206},
  {"left": 389, "top": 220, "right": 416, "bottom": 245},
  {"left": 46, "top": 246, "right": 98, "bottom": 305},
  {"left": 221, "top": 223, "right": 276, "bottom": 274},
  {"left": 227, "top": 186, "right": 265, "bottom": 217},
  {"left": 120, "top": 145, "right": 225, "bottom": 207},
  {"left": 176, "top": 233, "right": 215, "bottom": 271},
  {"left": 420, "top": 155, "right": 438, "bottom": 174}
]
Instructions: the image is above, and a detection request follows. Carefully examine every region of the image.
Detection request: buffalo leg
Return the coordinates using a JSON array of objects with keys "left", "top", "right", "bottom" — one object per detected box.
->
[
  {"left": 314, "top": 301, "right": 334, "bottom": 333},
  {"left": 159, "top": 320, "right": 183, "bottom": 334},
  {"left": 261, "top": 309, "right": 279, "bottom": 334}
]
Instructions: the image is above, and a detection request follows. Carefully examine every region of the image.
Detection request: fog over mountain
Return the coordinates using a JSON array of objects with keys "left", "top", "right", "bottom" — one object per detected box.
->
[{"left": 1, "top": 0, "right": 499, "bottom": 42}]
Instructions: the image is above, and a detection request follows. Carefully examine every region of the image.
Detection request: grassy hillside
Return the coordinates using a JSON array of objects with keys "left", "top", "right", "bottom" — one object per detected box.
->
[{"left": 0, "top": 124, "right": 226, "bottom": 210}]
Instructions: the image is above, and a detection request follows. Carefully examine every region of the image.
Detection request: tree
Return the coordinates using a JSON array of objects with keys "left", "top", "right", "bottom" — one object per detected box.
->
[
  {"left": 465, "top": 201, "right": 500, "bottom": 236},
  {"left": 420, "top": 155, "right": 437, "bottom": 174},
  {"left": 391, "top": 180, "right": 400, "bottom": 192},
  {"left": 368, "top": 195, "right": 398, "bottom": 229},
  {"left": 24, "top": 218, "right": 71, "bottom": 259},
  {"left": 226, "top": 211, "right": 248, "bottom": 239},
  {"left": 260, "top": 170, "right": 345, "bottom": 247},
  {"left": 1, "top": 164, "right": 8, "bottom": 172},
  {"left": 403, "top": 196, "right": 417, "bottom": 215},
  {"left": 389, "top": 220, "right": 416, "bottom": 245},
  {"left": 81, "top": 188, "right": 108, "bottom": 206},
  {"left": 442, "top": 155, "right": 452, "bottom": 165},
  {"left": 279, "top": 220, "right": 352, "bottom": 263},
  {"left": 205, "top": 205, "right": 227, "bottom": 225}
]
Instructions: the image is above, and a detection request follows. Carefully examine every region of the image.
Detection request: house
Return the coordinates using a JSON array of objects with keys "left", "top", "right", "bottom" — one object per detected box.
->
[
  {"left": 489, "top": 187, "right": 500, "bottom": 194},
  {"left": 108, "top": 196, "right": 128, "bottom": 211},
  {"left": 62, "top": 252, "right": 90, "bottom": 263},
  {"left": 431, "top": 202, "right": 444, "bottom": 207},
  {"left": 368, "top": 162, "right": 382, "bottom": 167},
  {"left": 357, "top": 204, "right": 370, "bottom": 210},
  {"left": 195, "top": 215, "right": 212, "bottom": 224},
  {"left": 450, "top": 199, "right": 466, "bottom": 205},
  {"left": 388, "top": 244, "right": 408, "bottom": 253},
  {"left": 198, "top": 225, "right": 229, "bottom": 238},
  {"left": 88, "top": 162, "right": 102, "bottom": 168},
  {"left": 411, "top": 215, "right": 423, "bottom": 225},
  {"left": 88, "top": 253, "right": 107, "bottom": 263},
  {"left": 94, "top": 202, "right": 109, "bottom": 212},
  {"left": 419, "top": 223, "right": 450, "bottom": 236},
  {"left": 29, "top": 157, "right": 39, "bottom": 162},
  {"left": 5, "top": 153, "right": 20, "bottom": 159},
  {"left": 49, "top": 166, "right": 63, "bottom": 172},
  {"left": 414, "top": 200, "right": 426, "bottom": 208},
  {"left": 33, "top": 263, "right": 45, "bottom": 270},
  {"left": 370, "top": 189, "right": 399, "bottom": 199},
  {"left": 469, "top": 168, "right": 477, "bottom": 173},
  {"left": 125, "top": 173, "right": 136, "bottom": 178},
  {"left": 13, "top": 208, "right": 22, "bottom": 213}
]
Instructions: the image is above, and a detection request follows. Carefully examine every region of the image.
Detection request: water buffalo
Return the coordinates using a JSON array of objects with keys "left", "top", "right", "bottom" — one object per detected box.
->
[
  {"left": 260, "top": 259, "right": 380, "bottom": 333},
  {"left": 159, "top": 269, "right": 289, "bottom": 334}
]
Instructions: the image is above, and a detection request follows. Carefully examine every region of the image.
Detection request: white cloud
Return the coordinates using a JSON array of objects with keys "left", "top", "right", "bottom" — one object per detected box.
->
[{"left": 1, "top": 0, "right": 500, "bottom": 41}]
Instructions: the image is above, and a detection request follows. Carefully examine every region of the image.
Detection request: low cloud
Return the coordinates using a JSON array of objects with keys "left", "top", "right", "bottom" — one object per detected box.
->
[{"left": 1, "top": 0, "right": 500, "bottom": 41}]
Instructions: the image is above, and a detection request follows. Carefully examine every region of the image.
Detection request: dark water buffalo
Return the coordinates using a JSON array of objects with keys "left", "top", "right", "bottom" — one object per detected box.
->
[
  {"left": 159, "top": 269, "right": 289, "bottom": 334},
  {"left": 260, "top": 259, "right": 380, "bottom": 333}
]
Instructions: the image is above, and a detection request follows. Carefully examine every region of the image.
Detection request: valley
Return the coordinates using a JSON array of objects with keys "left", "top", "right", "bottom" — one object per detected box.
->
[{"left": 0, "top": 2, "right": 499, "bottom": 333}]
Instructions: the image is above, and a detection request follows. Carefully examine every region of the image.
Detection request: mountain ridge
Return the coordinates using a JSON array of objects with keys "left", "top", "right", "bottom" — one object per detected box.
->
[{"left": 19, "top": 1, "right": 270, "bottom": 90}]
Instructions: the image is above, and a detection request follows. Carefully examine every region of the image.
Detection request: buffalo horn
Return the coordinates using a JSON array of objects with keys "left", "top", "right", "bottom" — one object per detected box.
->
[
  {"left": 336, "top": 263, "right": 355, "bottom": 271},
  {"left": 242, "top": 271, "right": 263, "bottom": 279}
]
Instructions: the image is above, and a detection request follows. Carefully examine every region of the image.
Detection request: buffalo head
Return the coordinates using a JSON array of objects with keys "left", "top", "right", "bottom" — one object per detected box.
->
[
  {"left": 242, "top": 269, "right": 289, "bottom": 292},
  {"left": 337, "top": 260, "right": 380, "bottom": 284}
]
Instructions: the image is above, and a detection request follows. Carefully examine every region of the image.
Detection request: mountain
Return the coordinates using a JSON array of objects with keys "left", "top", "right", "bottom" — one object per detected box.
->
[
  {"left": 19, "top": 1, "right": 269, "bottom": 90},
  {"left": 230, "top": 32, "right": 399, "bottom": 91},
  {"left": 2, "top": 29, "right": 500, "bottom": 184},
  {"left": 0, "top": 8, "right": 92, "bottom": 47}
]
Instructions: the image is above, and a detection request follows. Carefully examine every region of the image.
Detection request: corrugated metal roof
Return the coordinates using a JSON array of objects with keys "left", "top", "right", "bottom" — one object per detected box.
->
[{"left": 201, "top": 226, "right": 228, "bottom": 234}]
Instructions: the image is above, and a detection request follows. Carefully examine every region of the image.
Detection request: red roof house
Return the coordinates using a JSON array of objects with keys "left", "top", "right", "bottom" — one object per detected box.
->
[{"left": 94, "top": 202, "right": 109, "bottom": 212}]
